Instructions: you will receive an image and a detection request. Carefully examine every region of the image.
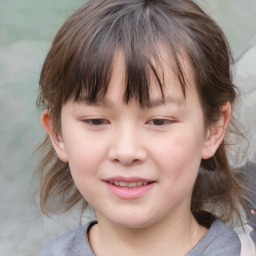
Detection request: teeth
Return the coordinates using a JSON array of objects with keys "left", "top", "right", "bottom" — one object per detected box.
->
[
  {"left": 108, "top": 181, "right": 149, "bottom": 187},
  {"left": 119, "top": 181, "right": 127, "bottom": 187},
  {"left": 127, "top": 182, "right": 137, "bottom": 187}
]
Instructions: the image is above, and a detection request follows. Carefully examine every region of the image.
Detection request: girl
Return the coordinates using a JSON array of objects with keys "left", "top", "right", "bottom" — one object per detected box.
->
[{"left": 36, "top": 0, "right": 252, "bottom": 255}]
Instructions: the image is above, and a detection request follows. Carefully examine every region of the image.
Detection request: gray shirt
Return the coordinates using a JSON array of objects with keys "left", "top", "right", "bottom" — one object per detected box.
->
[{"left": 38, "top": 220, "right": 241, "bottom": 255}]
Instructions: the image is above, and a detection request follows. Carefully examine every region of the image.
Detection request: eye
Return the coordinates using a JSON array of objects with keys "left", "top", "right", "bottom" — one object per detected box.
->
[
  {"left": 147, "top": 119, "right": 173, "bottom": 126},
  {"left": 83, "top": 118, "right": 110, "bottom": 126}
]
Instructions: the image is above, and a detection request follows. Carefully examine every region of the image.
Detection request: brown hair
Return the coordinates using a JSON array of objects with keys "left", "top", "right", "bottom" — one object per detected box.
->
[{"left": 36, "top": 0, "right": 246, "bottom": 226}]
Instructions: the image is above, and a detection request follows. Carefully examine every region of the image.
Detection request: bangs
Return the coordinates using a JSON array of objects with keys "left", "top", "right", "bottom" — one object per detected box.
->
[{"left": 59, "top": 1, "right": 188, "bottom": 107}]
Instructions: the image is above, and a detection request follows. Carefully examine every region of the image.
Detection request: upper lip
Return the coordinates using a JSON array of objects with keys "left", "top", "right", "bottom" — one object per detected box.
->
[{"left": 103, "top": 176, "right": 155, "bottom": 183}]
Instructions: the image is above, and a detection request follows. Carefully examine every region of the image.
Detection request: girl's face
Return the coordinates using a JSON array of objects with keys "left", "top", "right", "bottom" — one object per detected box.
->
[{"left": 47, "top": 51, "right": 217, "bottom": 229}]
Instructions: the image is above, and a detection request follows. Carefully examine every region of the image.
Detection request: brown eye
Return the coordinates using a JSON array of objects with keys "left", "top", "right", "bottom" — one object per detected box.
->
[
  {"left": 148, "top": 119, "right": 172, "bottom": 126},
  {"left": 84, "top": 119, "right": 110, "bottom": 126}
]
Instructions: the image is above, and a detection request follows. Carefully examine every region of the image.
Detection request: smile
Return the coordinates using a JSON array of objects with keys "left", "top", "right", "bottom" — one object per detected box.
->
[
  {"left": 104, "top": 178, "right": 155, "bottom": 199},
  {"left": 107, "top": 181, "right": 150, "bottom": 188}
]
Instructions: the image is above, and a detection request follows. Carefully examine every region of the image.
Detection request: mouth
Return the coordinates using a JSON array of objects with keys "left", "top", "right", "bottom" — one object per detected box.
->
[
  {"left": 103, "top": 177, "right": 155, "bottom": 198},
  {"left": 106, "top": 180, "right": 152, "bottom": 188}
]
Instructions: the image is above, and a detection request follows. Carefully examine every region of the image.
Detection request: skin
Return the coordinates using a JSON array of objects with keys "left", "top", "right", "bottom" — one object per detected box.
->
[{"left": 42, "top": 51, "right": 231, "bottom": 256}]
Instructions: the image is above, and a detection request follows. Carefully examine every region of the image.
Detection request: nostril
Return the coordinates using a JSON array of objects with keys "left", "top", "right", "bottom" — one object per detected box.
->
[
  {"left": 113, "top": 158, "right": 141, "bottom": 166},
  {"left": 107, "top": 137, "right": 147, "bottom": 165},
  {"left": 109, "top": 151, "right": 147, "bottom": 166}
]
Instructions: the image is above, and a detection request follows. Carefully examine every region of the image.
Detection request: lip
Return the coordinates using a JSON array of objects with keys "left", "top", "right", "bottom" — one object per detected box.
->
[
  {"left": 103, "top": 176, "right": 156, "bottom": 199},
  {"left": 105, "top": 176, "right": 154, "bottom": 183}
]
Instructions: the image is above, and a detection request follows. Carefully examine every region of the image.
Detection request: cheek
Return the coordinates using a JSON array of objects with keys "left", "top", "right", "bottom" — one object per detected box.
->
[
  {"left": 65, "top": 138, "right": 106, "bottom": 200},
  {"left": 153, "top": 128, "right": 204, "bottom": 178},
  {"left": 63, "top": 133, "right": 106, "bottom": 178}
]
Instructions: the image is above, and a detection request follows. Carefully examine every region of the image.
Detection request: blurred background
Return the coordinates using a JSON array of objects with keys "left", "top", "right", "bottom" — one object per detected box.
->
[{"left": 0, "top": 0, "right": 255, "bottom": 255}]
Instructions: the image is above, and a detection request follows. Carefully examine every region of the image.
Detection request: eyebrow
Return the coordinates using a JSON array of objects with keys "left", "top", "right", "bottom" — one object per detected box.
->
[
  {"left": 74, "top": 96, "right": 109, "bottom": 107},
  {"left": 146, "top": 96, "right": 185, "bottom": 108},
  {"left": 74, "top": 96, "right": 184, "bottom": 108}
]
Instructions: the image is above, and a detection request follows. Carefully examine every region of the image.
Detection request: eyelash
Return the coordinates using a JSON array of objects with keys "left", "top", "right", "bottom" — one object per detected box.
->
[
  {"left": 83, "top": 118, "right": 173, "bottom": 126},
  {"left": 147, "top": 118, "right": 173, "bottom": 126},
  {"left": 83, "top": 119, "right": 110, "bottom": 126}
]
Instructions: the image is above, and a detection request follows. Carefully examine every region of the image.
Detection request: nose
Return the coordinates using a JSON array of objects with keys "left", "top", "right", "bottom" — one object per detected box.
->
[{"left": 108, "top": 125, "right": 147, "bottom": 165}]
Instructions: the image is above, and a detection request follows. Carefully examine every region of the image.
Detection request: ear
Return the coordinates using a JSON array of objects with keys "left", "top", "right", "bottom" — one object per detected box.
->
[
  {"left": 41, "top": 109, "right": 68, "bottom": 162},
  {"left": 201, "top": 102, "right": 231, "bottom": 159}
]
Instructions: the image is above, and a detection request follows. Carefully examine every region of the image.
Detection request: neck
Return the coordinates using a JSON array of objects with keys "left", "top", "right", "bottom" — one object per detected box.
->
[{"left": 89, "top": 211, "right": 207, "bottom": 256}]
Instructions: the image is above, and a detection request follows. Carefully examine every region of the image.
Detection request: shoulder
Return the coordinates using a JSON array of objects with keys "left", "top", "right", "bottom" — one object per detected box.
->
[
  {"left": 38, "top": 220, "right": 97, "bottom": 256},
  {"left": 187, "top": 220, "right": 241, "bottom": 256}
]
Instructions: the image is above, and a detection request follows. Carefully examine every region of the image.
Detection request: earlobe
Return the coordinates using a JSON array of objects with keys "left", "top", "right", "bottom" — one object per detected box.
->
[
  {"left": 202, "top": 102, "right": 232, "bottom": 159},
  {"left": 41, "top": 109, "right": 68, "bottom": 162}
]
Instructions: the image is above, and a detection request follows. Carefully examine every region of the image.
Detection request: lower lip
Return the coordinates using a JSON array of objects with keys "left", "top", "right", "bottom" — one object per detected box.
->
[{"left": 104, "top": 182, "right": 155, "bottom": 199}]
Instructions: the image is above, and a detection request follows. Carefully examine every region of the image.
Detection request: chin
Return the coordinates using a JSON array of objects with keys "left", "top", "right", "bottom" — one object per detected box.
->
[{"left": 105, "top": 211, "right": 159, "bottom": 230}]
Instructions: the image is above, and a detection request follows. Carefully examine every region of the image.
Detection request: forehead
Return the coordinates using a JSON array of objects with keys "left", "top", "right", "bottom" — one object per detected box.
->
[{"left": 75, "top": 47, "right": 196, "bottom": 107}]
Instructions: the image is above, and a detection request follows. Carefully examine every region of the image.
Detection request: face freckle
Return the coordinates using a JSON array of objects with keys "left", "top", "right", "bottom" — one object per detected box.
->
[{"left": 57, "top": 50, "right": 208, "bottom": 229}]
